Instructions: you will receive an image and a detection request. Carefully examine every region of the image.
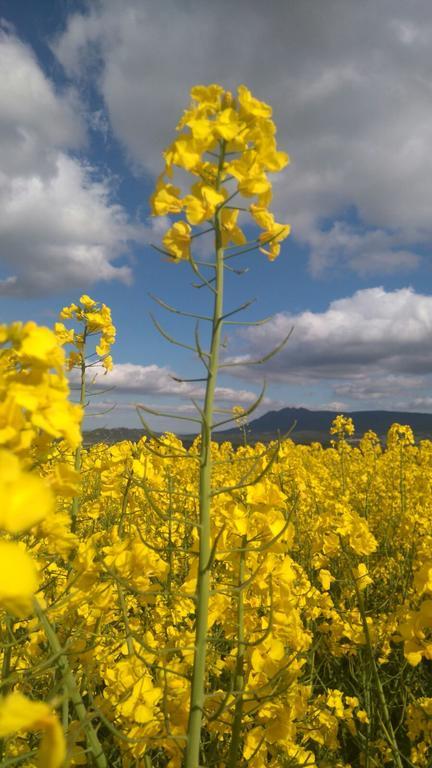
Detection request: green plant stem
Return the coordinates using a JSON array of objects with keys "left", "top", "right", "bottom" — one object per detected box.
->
[
  {"left": 227, "top": 535, "right": 247, "bottom": 768},
  {"left": 184, "top": 142, "right": 226, "bottom": 768},
  {"left": 0, "top": 617, "right": 14, "bottom": 761},
  {"left": 34, "top": 599, "right": 108, "bottom": 768},
  {"left": 354, "top": 580, "right": 404, "bottom": 768},
  {"left": 71, "top": 328, "right": 87, "bottom": 534},
  {"left": 1, "top": 617, "right": 13, "bottom": 695},
  {"left": 118, "top": 473, "right": 133, "bottom": 536}
]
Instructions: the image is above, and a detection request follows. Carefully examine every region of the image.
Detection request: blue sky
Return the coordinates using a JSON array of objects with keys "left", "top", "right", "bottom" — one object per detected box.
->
[{"left": 2, "top": 0, "right": 432, "bottom": 432}]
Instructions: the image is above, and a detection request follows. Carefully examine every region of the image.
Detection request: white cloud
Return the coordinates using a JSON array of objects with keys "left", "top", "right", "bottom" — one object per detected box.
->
[
  {"left": 319, "top": 400, "right": 350, "bottom": 412},
  {"left": 0, "top": 24, "right": 83, "bottom": 177},
  {"left": 0, "top": 27, "right": 140, "bottom": 297},
  {"left": 0, "top": 154, "right": 136, "bottom": 296},
  {"left": 53, "top": 0, "right": 432, "bottom": 275},
  {"left": 333, "top": 374, "right": 425, "bottom": 402},
  {"left": 87, "top": 361, "right": 270, "bottom": 406},
  {"left": 76, "top": 361, "right": 284, "bottom": 429},
  {"left": 307, "top": 224, "right": 420, "bottom": 277},
  {"left": 225, "top": 287, "right": 432, "bottom": 382}
]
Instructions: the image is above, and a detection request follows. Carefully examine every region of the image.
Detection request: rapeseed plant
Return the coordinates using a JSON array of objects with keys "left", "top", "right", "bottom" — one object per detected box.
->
[{"left": 1, "top": 84, "right": 432, "bottom": 768}]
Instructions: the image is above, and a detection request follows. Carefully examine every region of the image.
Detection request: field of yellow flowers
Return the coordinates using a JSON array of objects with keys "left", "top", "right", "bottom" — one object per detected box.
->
[{"left": 1, "top": 84, "right": 432, "bottom": 767}]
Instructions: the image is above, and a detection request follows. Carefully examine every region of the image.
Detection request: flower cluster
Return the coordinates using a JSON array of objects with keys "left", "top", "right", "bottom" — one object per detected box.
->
[
  {"left": 0, "top": 318, "right": 85, "bottom": 765},
  {"left": 150, "top": 84, "right": 291, "bottom": 261},
  {"left": 57, "top": 294, "right": 116, "bottom": 373},
  {"left": 2, "top": 390, "right": 432, "bottom": 764},
  {"left": 0, "top": 321, "right": 82, "bottom": 453}
]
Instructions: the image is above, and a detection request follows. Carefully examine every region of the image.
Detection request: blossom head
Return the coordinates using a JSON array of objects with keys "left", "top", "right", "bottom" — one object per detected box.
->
[
  {"left": 58, "top": 295, "right": 116, "bottom": 374},
  {"left": 151, "top": 83, "right": 290, "bottom": 262}
]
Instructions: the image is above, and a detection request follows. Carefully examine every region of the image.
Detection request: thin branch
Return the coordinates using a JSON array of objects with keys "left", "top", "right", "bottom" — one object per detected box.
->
[
  {"left": 136, "top": 402, "right": 201, "bottom": 424},
  {"left": 220, "top": 326, "right": 294, "bottom": 368},
  {"left": 211, "top": 382, "right": 266, "bottom": 429},
  {"left": 150, "top": 313, "right": 201, "bottom": 354},
  {"left": 220, "top": 298, "right": 256, "bottom": 321},
  {"left": 149, "top": 292, "right": 212, "bottom": 322}
]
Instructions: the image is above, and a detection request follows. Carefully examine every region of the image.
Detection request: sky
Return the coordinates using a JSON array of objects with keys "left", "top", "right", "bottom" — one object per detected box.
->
[{"left": 2, "top": 0, "right": 432, "bottom": 433}]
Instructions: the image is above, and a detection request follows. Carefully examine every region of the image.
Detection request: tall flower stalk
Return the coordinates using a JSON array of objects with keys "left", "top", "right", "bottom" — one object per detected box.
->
[
  {"left": 185, "top": 145, "right": 226, "bottom": 766},
  {"left": 149, "top": 83, "right": 291, "bottom": 766},
  {"left": 56, "top": 296, "right": 116, "bottom": 532}
]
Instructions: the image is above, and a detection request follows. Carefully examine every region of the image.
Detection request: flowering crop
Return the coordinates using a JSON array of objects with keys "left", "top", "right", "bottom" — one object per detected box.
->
[
  {"left": 2, "top": 372, "right": 432, "bottom": 765},
  {"left": 1, "top": 84, "right": 432, "bottom": 768}
]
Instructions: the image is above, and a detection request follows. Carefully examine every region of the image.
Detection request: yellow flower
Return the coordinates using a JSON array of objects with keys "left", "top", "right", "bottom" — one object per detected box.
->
[
  {"left": 250, "top": 204, "right": 291, "bottom": 260},
  {"left": 353, "top": 563, "right": 373, "bottom": 591},
  {"left": 0, "top": 691, "right": 65, "bottom": 768},
  {"left": 54, "top": 322, "right": 75, "bottom": 345},
  {"left": 0, "top": 541, "right": 39, "bottom": 617},
  {"left": 163, "top": 136, "right": 202, "bottom": 172},
  {"left": 59, "top": 298, "right": 116, "bottom": 374},
  {"left": 318, "top": 569, "right": 335, "bottom": 591},
  {"left": 150, "top": 177, "right": 184, "bottom": 215},
  {"left": 59, "top": 303, "right": 79, "bottom": 319},
  {"left": 387, "top": 422, "right": 415, "bottom": 447},
  {"left": 228, "top": 151, "right": 272, "bottom": 198},
  {"left": 237, "top": 83, "right": 273, "bottom": 118},
  {"left": 100, "top": 354, "right": 113, "bottom": 373},
  {"left": 184, "top": 184, "right": 225, "bottom": 225},
  {"left": 330, "top": 414, "right": 355, "bottom": 437},
  {"left": 79, "top": 294, "right": 97, "bottom": 309},
  {"left": 0, "top": 450, "right": 53, "bottom": 532},
  {"left": 220, "top": 208, "right": 246, "bottom": 246},
  {"left": 232, "top": 405, "right": 247, "bottom": 427},
  {"left": 414, "top": 561, "right": 432, "bottom": 595},
  {"left": 19, "top": 323, "right": 65, "bottom": 371},
  {"left": 257, "top": 139, "right": 290, "bottom": 172},
  {"left": 190, "top": 83, "right": 224, "bottom": 110},
  {"left": 184, "top": 115, "right": 214, "bottom": 142},
  {"left": 0, "top": 320, "right": 82, "bottom": 452},
  {"left": 162, "top": 221, "right": 192, "bottom": 261},
  {"left": 152, "top": 83, "right": 290, "bottom": 267},
  {"left": 49, "top": 460, "right": 81, "bottom": 498},
  {"left": 213, "top": 107, "right": 246, "bottom": 141}
]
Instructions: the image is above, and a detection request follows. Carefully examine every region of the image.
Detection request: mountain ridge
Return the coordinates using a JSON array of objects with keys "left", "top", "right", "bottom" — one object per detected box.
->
[
  {"left": 83, "top": 407, "right": 432, "bottom": 445},
  {"left": 237, "top": 406, "right": 432, "bottom": 436}
]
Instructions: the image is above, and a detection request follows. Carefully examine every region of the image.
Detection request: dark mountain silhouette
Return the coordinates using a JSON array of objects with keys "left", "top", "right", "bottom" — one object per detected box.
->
[
  {"left": 83, "top": 407, "right": 432, "bottom": 446},
  {"left": 237, "top": 407, "right": 432, "bottom": 439}
]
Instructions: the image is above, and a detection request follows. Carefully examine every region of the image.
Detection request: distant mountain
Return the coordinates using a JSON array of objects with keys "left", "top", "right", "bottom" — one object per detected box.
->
[
  {"left": 83, "top": 407, "right": 432, "bottom": 447},
  {"left": 239, "top": 407, "right": 432, "bottom": 439},
  {"left": 83, "top": 427, "right": 146, "bottom": 446}
]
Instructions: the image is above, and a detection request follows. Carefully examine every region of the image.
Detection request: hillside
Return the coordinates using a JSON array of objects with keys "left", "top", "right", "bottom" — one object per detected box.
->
[{"left": 83, "top": 407, "right": 432, "bottom": 446}]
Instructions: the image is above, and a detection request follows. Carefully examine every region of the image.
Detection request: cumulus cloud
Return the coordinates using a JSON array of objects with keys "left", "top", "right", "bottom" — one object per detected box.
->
[
  {"left": 86, "top": 361, "right": 271, "bottom": 405},
  {"left": 333, "top": 374, "right": 425, "bottom": 402},
  {"left": 225, "top": 287, "right": 432, "bottom": 383},
  {"left": 0, "top": 24, "right": 83, "bottom": 177},
  {"left": 307, "top": 224, "right": 420, "bottom": 277},
  {"left": 0, "top": 27, "right": 139, "bottom": 297},
  {"left": 76, "top": 362, "right": 283, "bottom": 429},
  {"left": 53, "top": 0, "right": 432, "bottom": 275}
]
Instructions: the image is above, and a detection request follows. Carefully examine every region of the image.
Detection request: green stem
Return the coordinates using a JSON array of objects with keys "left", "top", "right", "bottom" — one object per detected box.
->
[
  {"left": 71, "top": 328, "right": 87, "bottom": 534},
  {"left": 184, "top": 142, "right": 226, "bottom": 768},
  {"left": 0, "top": 617, "right": 14, "bottom": 761},
  {"left": 118, "top": 473, "right": 133, "bottom": 536},
  {"left": 34, "top": 600, "right": 107, "bottom": 768},
  {"left": 166, "top": 476, "right": 174, "bottom": 607},
  {"left": 354, "top": 579, "right": 404, "bottom": 768},
  {"left": 1, "top": 617, "right": 14, "bottom": 695},
  {"left": 362, "top": 655, "right": 371, "bottom": 768},
  {"left": 227, "top": 535, "right": 247, "bottom": 768}
]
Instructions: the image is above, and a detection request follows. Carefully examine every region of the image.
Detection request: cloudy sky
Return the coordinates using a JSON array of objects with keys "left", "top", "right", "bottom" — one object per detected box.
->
[{"left": 3, "top": 0, "right": 432, "bottom": 432}]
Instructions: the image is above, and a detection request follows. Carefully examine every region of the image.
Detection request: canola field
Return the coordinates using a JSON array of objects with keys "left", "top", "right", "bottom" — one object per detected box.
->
[
  {"left": 1, "top": 318, "right": 432, "bottom": 766},
  {"left": 1, "top": 84, "right": 432, "bottom": 767}
]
